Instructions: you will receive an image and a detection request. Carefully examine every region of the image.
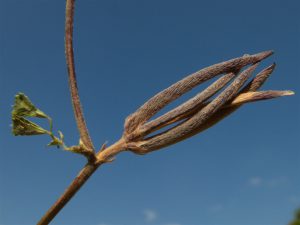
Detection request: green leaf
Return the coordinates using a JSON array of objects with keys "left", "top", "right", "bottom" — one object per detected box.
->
[
  {"left": 12, "top": 93, "right": 48, "bottom": 118},
  {"left": 12, "top": 116, "right": 49, "bottom": 136}
]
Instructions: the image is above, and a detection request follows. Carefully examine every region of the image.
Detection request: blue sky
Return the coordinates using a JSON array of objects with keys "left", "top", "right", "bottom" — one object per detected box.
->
[{"left": 1, "top": 0, "right": 300, "bottom": 225}]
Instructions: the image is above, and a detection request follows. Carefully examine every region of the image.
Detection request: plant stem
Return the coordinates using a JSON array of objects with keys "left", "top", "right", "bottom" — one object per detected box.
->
[
  {"left": 37, "top": 139, "right": 126, "bottom": 225},
  {"left": 65, "top": 0, "right": 94, "bottom": 152},
  {"left": 37, "top": 2, "right": 128, "bottom": 222},
  {"left": 37, "top": 163, "right": 98, "bottom": 225}
]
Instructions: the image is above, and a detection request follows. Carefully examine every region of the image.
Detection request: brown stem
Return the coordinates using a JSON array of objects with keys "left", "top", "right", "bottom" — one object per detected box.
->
[
  {"left": 37, "top": 1, "right": 100, "bottom": 224},
  {"left": 35, "top": 0, "right": 292, "bottom": 222},
  {"left": 37, "top": 163, "right": 99, "bottom": 225},
  {"left": 37, "top": 139, "right": 126, "bottom": 225},
  {"left": 65, "top": 0, "right": 95, "bottom": 152}
]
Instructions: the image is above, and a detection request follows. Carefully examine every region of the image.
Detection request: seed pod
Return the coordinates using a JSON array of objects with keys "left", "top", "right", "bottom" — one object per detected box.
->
[
  {"left": 133, "top": 63, "right": 259, "bottom": 152},
  {"left": 124, "top": 51, "right": 273, "bottom": 136}
]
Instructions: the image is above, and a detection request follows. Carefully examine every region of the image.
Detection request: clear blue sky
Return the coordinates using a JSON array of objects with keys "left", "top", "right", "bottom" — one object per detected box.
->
[{"left": 1, "top": 0, "right": 299, "bottom": 225}]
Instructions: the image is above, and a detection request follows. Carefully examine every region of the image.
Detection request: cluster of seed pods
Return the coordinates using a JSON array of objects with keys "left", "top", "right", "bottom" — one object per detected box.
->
[{"left": 122, "top": 51, "right": 293, "bottom": 154}]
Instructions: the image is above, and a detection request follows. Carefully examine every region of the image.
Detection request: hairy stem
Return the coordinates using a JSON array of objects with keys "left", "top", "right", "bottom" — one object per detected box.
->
[
  {"left": 37, "top": 1, "right": 99, "bottom": 224},
  {"left": 37, "top": 139, "right": 126, "bottom": 225},
  {"left": 35, "top": 0, "right": 293, "bottom": 222},
  {"left": 37, "top": 163, "right": 98, "bottom": 225},
  {"left": 65, "top": 0, "right": 95, "bottom": 153}
]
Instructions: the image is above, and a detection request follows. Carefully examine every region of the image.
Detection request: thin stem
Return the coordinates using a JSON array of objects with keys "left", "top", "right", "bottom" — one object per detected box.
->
[
  {"left": 37, "top": 139, "right": 126, "bottom": 225},
  {"left": 37, "top": 163, "right": 99, "bottom": 225},
  {"left": 36, "top": 1, "right": 99, "bottom": 224},
  {"left": 36, "top": 0, "right": 291, "bottom": 222},
  {"left": 65, "top": 0, "right": 95, "bottom": 152}
]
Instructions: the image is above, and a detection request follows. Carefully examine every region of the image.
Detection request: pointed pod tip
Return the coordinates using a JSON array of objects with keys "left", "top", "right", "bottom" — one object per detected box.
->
[
  {"left": 269, "top": 62, "right": 276, "bottom": 69},
  {"left": 254, "top": 50, "right": 274, "bottom": 61},
  {"left": 282, "top": 90, "right": 295, "bottom": 96},
  {"left": 263, "top": 50, "right": 274, "bottom": 56},
  {"left": 260, "top": 63, "right": 276, "bottom": 74},
  {"left": 100, "top": 142, "right": 107, "bottom": 151}
]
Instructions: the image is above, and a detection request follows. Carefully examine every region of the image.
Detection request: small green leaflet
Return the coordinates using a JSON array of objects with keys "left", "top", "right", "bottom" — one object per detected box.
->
[
  {"left": 11, "top": 93, "right": 50, "bottom": 136},
  {"left": 11, "top": 92, "right": 77, "bottom": 151},
  {"left": 12, "top": 93, "right": 49, "bottom": 118},
  {"left": 12, "top": 116, "right": 49, "bottom": 136}
]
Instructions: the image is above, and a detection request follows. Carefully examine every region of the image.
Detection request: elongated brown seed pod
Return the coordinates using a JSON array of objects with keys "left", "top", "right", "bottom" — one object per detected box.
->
[
  {"left": 131, "top": 63, "right": 259, "bottom": 153},
  {"left": 137, "top": 72, "right": 237, "bottom": 138},
  {"left": 173, "top": 64, "right": 279, "bottom": 137},
  {"left": 124, "top": 51, "right": 273, "bottom": 136}
]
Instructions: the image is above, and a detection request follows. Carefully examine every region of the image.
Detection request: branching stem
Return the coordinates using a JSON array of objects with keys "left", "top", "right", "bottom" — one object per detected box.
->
[
  {"left": 37, "top": 139, "right": 126, "bottom": 225},
  {"left": 37, "top": 1, "right": 100, "bottom": 224},
  {"left": 35, "top": 0, "right": 293, "bottom": 224}
]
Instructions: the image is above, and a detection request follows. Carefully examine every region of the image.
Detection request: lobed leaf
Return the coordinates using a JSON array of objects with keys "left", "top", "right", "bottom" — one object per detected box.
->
[
  {"left": 12, "top": 93, "right": 49, "bottom": 118},
  {"left": 12, "top": 116, "right": 49, "bottom": 136}
]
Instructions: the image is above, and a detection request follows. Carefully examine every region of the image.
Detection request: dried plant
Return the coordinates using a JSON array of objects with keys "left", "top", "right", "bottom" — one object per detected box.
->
[{"left": 11, "top": 0, "right": 294, "bottom": 224}]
